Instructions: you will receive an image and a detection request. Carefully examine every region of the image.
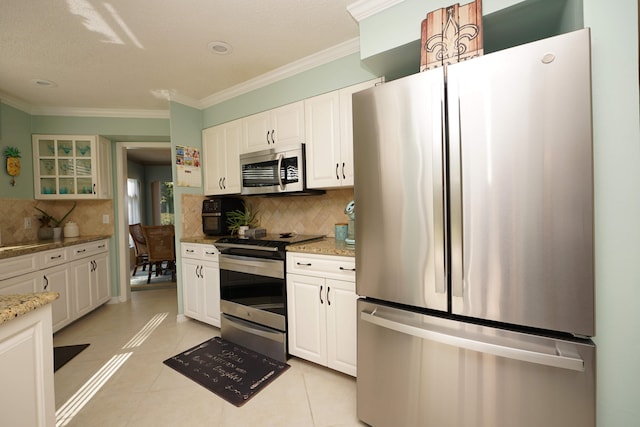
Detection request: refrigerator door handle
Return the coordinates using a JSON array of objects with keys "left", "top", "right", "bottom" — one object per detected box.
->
[
  {"left": 432, "top": 89, "right": 446, "bottom": 295},
  {"left": 360, "top": 310, "right": 585, "bottom": 372},
  {"left": 449, "top": 95, "right": 464, "bottom": 298}
]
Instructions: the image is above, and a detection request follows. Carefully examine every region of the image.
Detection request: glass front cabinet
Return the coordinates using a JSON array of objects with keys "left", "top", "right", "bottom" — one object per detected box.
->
[{"left": 32, "top": 135, "right": 112, "bottom": 200}]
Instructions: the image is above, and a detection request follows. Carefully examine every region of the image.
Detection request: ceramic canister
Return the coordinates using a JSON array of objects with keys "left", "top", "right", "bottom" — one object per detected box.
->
[{"left": 63, "top": 221, "right": 80, "bottom": 238}]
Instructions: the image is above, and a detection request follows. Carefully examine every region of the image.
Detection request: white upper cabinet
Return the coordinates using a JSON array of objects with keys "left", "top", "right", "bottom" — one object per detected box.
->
[
  {"left": 242, "top": 101, "right": 305, "bottom": 153},
  {"left": 202, "top": 119, "right": 242, "bottom": 196},
  {"left": 32, "top": 135, "right": 112, "bottom": 200},
  {"left": 305, "top": 78, "right": 381, "bottom": 189}
]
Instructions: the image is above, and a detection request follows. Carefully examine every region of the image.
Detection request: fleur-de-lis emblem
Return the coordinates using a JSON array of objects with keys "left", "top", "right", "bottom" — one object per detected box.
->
[{"left": 425, "top": 6, "right": 480, "bottom": 62}]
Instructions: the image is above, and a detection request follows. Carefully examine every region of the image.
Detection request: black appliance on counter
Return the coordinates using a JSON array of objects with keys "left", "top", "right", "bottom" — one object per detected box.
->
[
  {"left": 201, "top": 197, "right": 243, "bottom": 236},
  {"left": 215, "top": 234, "right": 324, "bottom": 362}
]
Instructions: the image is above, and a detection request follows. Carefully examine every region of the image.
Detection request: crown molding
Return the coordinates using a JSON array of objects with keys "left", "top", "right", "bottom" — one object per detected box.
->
[
  {"left": 30, "top": 106, "right": 170, "bottom": 119},
  {"left": 347, "top": 0, "right": 404, "bottom": 22},
  {"left": 0, "top": 92, "right": 35, "bottom": 114},
  {"left": 198, "top": 37, "right": 361, "bottom": 109},
  {"left": 0, "top": 92, "right": 171, "bottom": 119}
]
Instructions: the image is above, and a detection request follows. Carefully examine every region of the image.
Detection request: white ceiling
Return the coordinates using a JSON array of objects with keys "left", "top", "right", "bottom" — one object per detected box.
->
[{"left": 0, "top": 0, "right": 364, "bottom": 115}]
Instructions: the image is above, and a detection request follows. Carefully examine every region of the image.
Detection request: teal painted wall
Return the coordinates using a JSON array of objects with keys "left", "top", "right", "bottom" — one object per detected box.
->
[
  {"left": 168, "top": 101, "right": 203, "bottom": 312},
  {"left": 0, "top": 104, "right": 34, "bottom": 199},
  {"left": 202, "top": 53, "right": 378, "bottom": 127},
  {"left": 143, "top": 165, "right": 172, "bottom": 225},
  {"left": 584, "top": 0, "right": 640, "bottom": 425}
]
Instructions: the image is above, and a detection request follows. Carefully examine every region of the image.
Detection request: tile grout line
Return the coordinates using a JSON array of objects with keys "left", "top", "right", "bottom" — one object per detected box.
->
[{"left": 55, "top": 312, "right": 169, "bottom": 426}]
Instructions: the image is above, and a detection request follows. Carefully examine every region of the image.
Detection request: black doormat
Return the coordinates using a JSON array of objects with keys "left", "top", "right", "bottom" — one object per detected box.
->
[
  {"left": 163, "top": 337, "right": 289, "bottom": 407},
  {"left": 54, "top": 344, "right": 90, "bottom": 372}
]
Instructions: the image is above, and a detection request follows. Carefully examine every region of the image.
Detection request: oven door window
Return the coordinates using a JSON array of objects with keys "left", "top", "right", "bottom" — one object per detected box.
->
[
  {"left": 242, "top": 156, "right": 299, "bottom": 188},
  {"left": 220, "top": 269, "right": 285, "bottom": 316}
]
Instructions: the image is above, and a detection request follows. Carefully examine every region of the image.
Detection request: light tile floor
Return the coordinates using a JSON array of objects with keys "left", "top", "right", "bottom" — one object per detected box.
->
[{"left": 53, "top": 288, "right": 367, "bottom": 427}]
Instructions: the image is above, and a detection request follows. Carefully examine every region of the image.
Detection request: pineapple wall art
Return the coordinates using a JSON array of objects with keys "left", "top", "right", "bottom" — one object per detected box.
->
[{"left": 3, "top": 146, "right": 21, "bottom": 186}]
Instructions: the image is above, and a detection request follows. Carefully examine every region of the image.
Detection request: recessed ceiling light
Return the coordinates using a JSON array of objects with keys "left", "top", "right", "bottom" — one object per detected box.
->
[
  {"left": 31, "top": 79, "right": 58, "bottom": 88},
  {"left": 207, "top": 41, "right": 232, "bottom": 55}
]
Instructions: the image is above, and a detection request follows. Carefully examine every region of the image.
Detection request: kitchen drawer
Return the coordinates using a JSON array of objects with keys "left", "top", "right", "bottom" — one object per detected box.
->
[
  {"left": 286, "top": 252, "right": 355, "bottom": 281},
  {"left": 39, "top": 247, "right": 69, "bottom": 269},
  {"left": 181, "top": 243, "right": 219, "bottom": 260},
  {"left": 0, "top": 254, "right": 39, "bottom": 281},
  {"left": 69, "top": 239, "right": 109, "bottom": 260}
]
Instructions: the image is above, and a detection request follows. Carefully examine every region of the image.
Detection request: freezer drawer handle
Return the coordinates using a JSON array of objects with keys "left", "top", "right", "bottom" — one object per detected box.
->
[{"left": 361, "top": 310, "right": 585, "bottom": 372}]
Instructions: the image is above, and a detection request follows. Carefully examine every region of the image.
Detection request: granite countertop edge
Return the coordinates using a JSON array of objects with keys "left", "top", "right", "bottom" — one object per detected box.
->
[
  {"left": 286, "top": 237, "right": 355, "bottom": 257},
  {"left": 180, "top": 236, "right": 355, "bottom": 257},
  {"left": 0, "top": 235, "right": 111, "bottom": 260},
  {"left": 0, "top": 292, "right": 60, "bottom": 325}
]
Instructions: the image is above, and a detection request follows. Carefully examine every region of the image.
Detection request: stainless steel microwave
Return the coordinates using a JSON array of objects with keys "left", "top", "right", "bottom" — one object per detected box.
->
[{"left": 240, "top": 144, "right": 313, "bottom": 195}]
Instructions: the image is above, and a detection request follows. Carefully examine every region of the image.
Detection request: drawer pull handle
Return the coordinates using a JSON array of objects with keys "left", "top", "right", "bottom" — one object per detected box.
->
[
  {"left": 327, "top": 287, "right": 331, "bottom": 306},
  {"left": 297, "top": 262, "right": 312, "bottom": 266},
  {"left": 319, "top": 285, "right": 324, "bottom": 304},
  {"left": 50, "top": 254, "right": 63, "bottom": 260},
  {"left": 339, "top": 266, "right": 356, "bottom": 271},
  {"left": 186, "top": 249, "right": 195, "bottom": 253}
]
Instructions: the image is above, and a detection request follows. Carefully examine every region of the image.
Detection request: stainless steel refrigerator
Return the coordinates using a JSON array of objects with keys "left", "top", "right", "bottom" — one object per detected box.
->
[{"left": 353, "top": 29, "right": 595, "bottom": 427}]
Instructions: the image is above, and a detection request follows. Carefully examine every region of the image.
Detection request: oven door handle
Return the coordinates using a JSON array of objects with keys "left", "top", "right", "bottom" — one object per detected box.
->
[
  {"left": 223, "top": 314, "right": 286, "bottom": 342},
  {"left": 219, "top": 254, "right": 284, "bottom": 279},
  {"left": 215, "top": 242, "right": 279, "bottom": 252}
]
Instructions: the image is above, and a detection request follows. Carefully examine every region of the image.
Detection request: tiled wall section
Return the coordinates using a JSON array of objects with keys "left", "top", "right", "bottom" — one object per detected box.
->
[
  {"left": 0, "top": 199, "right": 114, "bottom": 244},
  {"left": 181, "top": 188, "right": 354, "bottom": 238}
]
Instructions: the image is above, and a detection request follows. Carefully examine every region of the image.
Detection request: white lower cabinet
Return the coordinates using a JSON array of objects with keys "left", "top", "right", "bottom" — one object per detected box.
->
[
  {"left": 69, "top": 251, "right": 110, "bottom": 320},
  {"left": 0, "top": 303, "right": 55, "bottom": 427},
  {"left": 41, "top": 263, "right": 72, "bottom": 331},
  {"left": 0, "top": 271, "right": 39, "bottom": 294},
  {"left": 286, "top": 252, "right": 357, "bottom": 376},
  {"left": 181, "top": 243, "right": 221, "bottom": 327},
  {"left": 0, "top": 239, "right": 110, "bottom": 333}
]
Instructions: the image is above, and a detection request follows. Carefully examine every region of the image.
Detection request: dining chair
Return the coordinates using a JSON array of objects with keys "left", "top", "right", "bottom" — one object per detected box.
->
[
  {"left": 128, "top": 223, "right": 149, "bottom": 276},
  {"left": 141, "top": 224, "right": 176, "bottom": 284}
]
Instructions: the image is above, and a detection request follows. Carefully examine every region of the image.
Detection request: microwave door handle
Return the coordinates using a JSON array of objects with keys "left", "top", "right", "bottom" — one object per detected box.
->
[{"left": 277, "top": 153, "right": 285, "bottom": 190}]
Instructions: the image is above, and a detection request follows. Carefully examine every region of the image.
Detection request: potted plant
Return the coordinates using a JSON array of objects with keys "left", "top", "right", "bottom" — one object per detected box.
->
[
  {"left": 226, "top": 202, "right": 259, "bottom": 236},
  {"left": 3, "top": 146, "right": 21, "bottom": 186},
  {"left": 35, "top": 202, "right": 77, "bottom": 240}
]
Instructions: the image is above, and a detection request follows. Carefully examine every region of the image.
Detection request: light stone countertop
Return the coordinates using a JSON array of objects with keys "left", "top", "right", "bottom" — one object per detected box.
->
[
  {"left": 0, "top": 235, "right": 111, "bottom": 260},
  {"left": 0, "top": 292, "right": 59, "bottom": 325},
  {"left": 286, "top": 237, "right": 355, "bottom": 257}
]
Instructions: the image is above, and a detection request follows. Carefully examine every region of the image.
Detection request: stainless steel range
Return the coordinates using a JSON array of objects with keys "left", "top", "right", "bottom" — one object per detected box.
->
[{"left": 214, "top": 234, "right": 324, "bottom": 362}]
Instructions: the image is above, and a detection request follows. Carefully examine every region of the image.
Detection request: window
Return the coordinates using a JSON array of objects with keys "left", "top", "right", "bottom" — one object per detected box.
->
[
  {"left": 127, "top": 179, "right": 141, "bottom": 224},
  {"left": 127, "top": 179, "right": 141, "bottom": 246},
  {"left": 160, "top": 181, "right": 174, "bottom": 225}
]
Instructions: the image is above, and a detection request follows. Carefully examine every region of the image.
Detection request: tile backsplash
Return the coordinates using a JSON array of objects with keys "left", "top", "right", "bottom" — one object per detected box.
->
[
  {"left": 0, "top": 199, "right": 114, "bottom": 244},
  {"left": 181, "top": 188, "right": 354, "bottom": 238}
]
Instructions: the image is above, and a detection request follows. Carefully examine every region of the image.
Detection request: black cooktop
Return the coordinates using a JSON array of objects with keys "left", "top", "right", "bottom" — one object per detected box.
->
[{"left": 215, "top": 233, "right": 325, "bottom": 248}]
